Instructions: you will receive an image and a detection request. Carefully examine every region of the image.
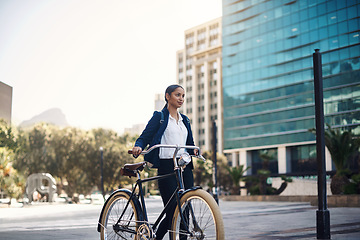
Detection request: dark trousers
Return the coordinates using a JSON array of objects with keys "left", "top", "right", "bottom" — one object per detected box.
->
[{"left": 156, "top": 159, "right": 194, "bottom": 240}]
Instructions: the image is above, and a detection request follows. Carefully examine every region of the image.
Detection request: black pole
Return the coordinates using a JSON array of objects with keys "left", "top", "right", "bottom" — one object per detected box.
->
[
  {"left": 100, "top": 147, "right": 104, "bottom": 198},
  {"left": 313, "top": 49, "right": 330, "bottom": 239},
  {"left": 212, "top": 121, "right": 219, "bottom": 204}
]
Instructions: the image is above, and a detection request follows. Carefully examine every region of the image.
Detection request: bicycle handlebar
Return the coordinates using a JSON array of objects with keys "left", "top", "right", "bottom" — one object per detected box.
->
[{"left": 128, "top": 144, "right": 206, "bottom": 162}]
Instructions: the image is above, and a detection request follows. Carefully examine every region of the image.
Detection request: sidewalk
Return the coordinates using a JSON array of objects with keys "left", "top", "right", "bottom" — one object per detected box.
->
[
  {"left": 0, "top": 198, "right": 359, "bottom": 239},
  {"left": 221, "top": 194, "right": 360, "bottom": 207},
  {"left": 220, "top": 199, "right": 360, "bottom": 239}
]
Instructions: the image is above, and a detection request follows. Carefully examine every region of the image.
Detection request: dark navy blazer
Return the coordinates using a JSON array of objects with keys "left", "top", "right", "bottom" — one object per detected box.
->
[{"left": 134, "top": 108, "right": 195, "bottom": 168}]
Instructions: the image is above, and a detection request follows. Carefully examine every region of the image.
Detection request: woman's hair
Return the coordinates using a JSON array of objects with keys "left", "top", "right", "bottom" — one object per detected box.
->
[{"left": 163, "top": 84, "right": 184, "bottom": 109}]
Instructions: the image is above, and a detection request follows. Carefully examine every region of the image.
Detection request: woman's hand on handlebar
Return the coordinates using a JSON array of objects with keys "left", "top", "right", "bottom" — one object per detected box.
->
[
  {"left": 193, "top": 148, "right": 199, "bottom": 156},
  {"left": 132, "top": 146, "right": 142, "bottom": 158}
]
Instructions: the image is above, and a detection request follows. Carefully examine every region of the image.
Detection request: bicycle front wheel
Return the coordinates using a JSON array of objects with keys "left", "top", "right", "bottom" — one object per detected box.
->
[
  {"left": 100, "top": 190, "right": 141, "bottom": 240},
  {"left": 170, "top": 189, "right": 224, "bottom": 240}
]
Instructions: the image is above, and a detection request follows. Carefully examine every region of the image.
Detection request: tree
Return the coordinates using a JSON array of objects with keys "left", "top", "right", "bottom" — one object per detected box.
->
[
  {"left": 8, "top": 124, "right": 143, "bottom": 200},
  {"left": 0, "top": 119, "right": 17, "bottom": 151},
  {"left": 244, "top": 150, "right": 291, "bottom": 195},
  {"left": 309, "top": 124, "right": 360, "bottom": 194},
  {"left": 193, "top": 152, "right": 213, "bottom": 189},
  {"left": 258, "top": 150, "right": 276, "bottom": 195},
  {"left": 0, "top": 120, "right": 26, "bottom": 201},
  {"left": 226, "top": 165, "right": 250, "bottom": 195},
  {"left": 0, "top": 148, "right": 25, "bottom": 200},
  {"left": 192, "top": 151, "right": 232, "bottom": 194},
  {"left": 14, "top": 123, "right": 55, "bottom": 175},
  {"left": 88, "top": 128, "right": 136, "bottom": 193}
]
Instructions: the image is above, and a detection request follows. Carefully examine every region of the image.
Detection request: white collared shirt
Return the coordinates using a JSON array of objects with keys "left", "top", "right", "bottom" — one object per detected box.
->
[{"left": 159, "top": 112, "right": 188, "bottom": 159}]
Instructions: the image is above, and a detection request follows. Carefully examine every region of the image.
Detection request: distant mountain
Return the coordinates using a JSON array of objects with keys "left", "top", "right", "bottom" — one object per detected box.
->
[{"left": 20, "top": 108, "right": 69, "bottom": 128}]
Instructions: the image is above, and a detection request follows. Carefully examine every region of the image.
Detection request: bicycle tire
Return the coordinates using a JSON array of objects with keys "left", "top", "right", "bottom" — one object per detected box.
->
[
  {"left": 170, "top": 189, "right": 225, "bottom": 240},
  {"left": 100, "top": 190, "right": 141, "bottom": 240}
]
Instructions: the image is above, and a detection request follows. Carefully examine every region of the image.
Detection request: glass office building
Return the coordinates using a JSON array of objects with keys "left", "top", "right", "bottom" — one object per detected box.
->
[{"left": 222, "top": 0, "right": 360, "bottom": 175}]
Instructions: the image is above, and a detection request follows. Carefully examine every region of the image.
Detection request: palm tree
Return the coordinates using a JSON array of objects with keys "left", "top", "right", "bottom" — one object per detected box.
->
[
  {"left": 258, "top": 150, "right": 276, "bottom": 194},
  {"left": 310, "top": 124, "right": 360, "bottom": 194},
  {"left": 226, "top": 165, "right": 250, "bottom": 195}
]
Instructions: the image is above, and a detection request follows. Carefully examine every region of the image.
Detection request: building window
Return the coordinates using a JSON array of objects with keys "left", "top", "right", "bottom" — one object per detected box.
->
[
  {"left": 251, "top": 149, "right": 278, "bottom": 175},
  {"left": 290, "top": 145, "right": 317, "bottom": 174}
]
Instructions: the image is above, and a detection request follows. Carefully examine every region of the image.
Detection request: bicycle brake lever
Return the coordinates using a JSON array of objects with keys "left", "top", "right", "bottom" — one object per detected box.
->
[{"left": 195, "top": 155, "right": 206, "bottom": 162}]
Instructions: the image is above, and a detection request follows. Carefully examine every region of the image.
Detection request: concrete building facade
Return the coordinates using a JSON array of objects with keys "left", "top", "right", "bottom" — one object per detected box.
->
[
  {"left": 0, "top": 81, "right": 12, "bottom": 124},
  {"left": 176, "top": 17, "right": 223, "bottom": 153},
  {"left": 154, "top": 93, "right": 165, "bottom": 112}
]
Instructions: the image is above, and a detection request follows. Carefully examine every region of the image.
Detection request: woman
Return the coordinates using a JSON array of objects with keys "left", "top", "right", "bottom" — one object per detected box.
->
[{"left": 132, "top": 84, "right": 197, "bottom": 239}]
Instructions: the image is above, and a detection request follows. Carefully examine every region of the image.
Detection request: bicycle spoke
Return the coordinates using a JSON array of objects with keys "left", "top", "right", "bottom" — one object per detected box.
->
[
  {"left": 100, "top": 191, "right": 140, "bottom": 240},
  {"left": 171, "top": 189, "right": 224, "bottom": 240}
]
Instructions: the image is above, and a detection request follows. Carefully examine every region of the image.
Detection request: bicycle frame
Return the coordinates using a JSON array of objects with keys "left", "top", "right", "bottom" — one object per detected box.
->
[
  {"left": 122, "top": 170, "right": 188, "bottom": 234},
  {"left": 102, "top": 144, "right": 204, "bottom": 237}
]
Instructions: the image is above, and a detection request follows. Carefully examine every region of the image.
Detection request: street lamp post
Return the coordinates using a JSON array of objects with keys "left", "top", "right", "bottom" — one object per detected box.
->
[
  {"left": 212, "top": 120, "right": 219, "bottom": 205},
  {"left": 313, "top": 49, "right": 330, "bottom": 239},
  {"left": 99, "top": 147, "right": 104, "bottom": 198}
]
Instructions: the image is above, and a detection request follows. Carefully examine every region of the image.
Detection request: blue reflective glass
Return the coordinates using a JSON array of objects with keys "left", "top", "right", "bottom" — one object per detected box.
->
[
  {"left": 347, "top": 0, "right": 357, "bottom": 7},
  {"left": 319, "top": 26, "right": 328, "bottom": 39},
  {"left": 291, "top": 12, "right": 300, "bottom": 24},
  {"left": 338, "top": 21, "right": 348, "bottom": 34},
  {"left": 337, "top": 0, "right": 346, "bottom": 9},
  {"left": 328, "top": 24, "right": 338, "bottom": 36},
  {"left": 328, "top": 12, "right": 337, "bottom": 24},
  {"left": 329, "top": 49, "right": 339, "bottom": 61},
  {"left": 349, "top": 45, "right": 360, "bottom": 58},
  {"left": 349, "top": 32, "right": 360, "bottom": 45},
  {"left": 310, "top": 31, "right": 318, "bottom": 43},
  {"left": 222, "top": 0, "right": 360, "bottom": 150},
  {"left": 299, "top": 0, "right": 309, "bottom": 9},
  {"left": 318, "top": 15, "right": 328, "bottom": 28},
  {"left": 347, "top": 5, "right": 358, "bottom": 19},
  {"left": 327, "top": 0, "right": 337, "bottom": 12},
  {"left": 299, "top": 9, "right": 308, "bottom": 21},
  {"left": 308, "top": 6, "right": 317, "bottom": 18},
  {"left": 309, "top": 18, "right": 319, "bottom": 30},
  {"left": 337, "top": 9, "right": 347, "bottom": 22},
  {"left": 348, "top": 19, "right": 358, "bottom": 32},
  {"left": 317, "top": 3, "right": 327, "bottom": 16},
  {"left": 339, "top": 35, "right": 349, "bottom": 48}
]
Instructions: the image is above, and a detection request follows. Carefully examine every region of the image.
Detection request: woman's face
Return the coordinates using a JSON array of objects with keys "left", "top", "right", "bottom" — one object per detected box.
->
[{"left": 166, "top": 87, "right": 185, "bottom": 109}]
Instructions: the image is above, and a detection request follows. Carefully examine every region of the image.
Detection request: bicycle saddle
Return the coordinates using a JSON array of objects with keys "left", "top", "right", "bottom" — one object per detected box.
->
[{"left": 120, "top": 162, "right": 146, "bottom": 177}]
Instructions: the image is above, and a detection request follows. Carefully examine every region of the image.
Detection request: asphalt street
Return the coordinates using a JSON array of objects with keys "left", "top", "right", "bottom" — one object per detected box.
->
[{"left": 0, "top": 198, "right": 359, "bottom": 240}]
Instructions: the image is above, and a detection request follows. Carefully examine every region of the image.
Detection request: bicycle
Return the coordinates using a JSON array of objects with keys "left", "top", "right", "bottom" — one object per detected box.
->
[{"left": 97, "top": 144, "right": 224, "bottom": 240}]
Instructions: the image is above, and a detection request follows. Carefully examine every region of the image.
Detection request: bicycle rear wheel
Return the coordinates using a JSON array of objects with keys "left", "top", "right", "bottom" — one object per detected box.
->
[
  {"left": 100, "top": 190, "right": 141, "bottom": 240},
  {"left": 170, "top": 189, "right": 224, "bottom": 240}
]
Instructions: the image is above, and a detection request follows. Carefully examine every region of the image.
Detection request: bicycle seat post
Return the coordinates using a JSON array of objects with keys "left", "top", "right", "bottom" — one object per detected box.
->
[{"left": 136, "top": 170, "right": 141, "bottom": 180}]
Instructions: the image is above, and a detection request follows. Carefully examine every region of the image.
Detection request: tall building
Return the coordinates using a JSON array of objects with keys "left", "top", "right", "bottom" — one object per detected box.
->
[
  {"left": 0, "top": 81, "right": 12, "bottom": 124},
  {"left": 222, "top": 0, "right": 360, "bottom": 175},
  {"left": 124, "top": 123, "right": 146, "bottom": 136},
  {"left": 155, "top": 93, "right": 165, "bottom": 111},
  {"left": 124, "top": 94, "right": 165, "bottom": 136},
  {"left": 176, "top": 17, "right": 223, "bottom": 152}
]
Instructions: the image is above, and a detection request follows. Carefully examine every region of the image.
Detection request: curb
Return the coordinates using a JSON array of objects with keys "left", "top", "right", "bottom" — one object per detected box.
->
[{"left": 220, "top": 195, "right": 360, "bottom": 207}]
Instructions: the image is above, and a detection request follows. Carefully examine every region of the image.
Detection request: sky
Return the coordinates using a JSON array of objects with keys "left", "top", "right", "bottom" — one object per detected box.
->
[{"left": 0, "top": 0, "right": 222, "bottom": 133}]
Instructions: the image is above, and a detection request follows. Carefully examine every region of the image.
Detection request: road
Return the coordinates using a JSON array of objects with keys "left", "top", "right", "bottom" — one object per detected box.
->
[{"left": 0, "top": 197, "right": 359, "bottom": 240}]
